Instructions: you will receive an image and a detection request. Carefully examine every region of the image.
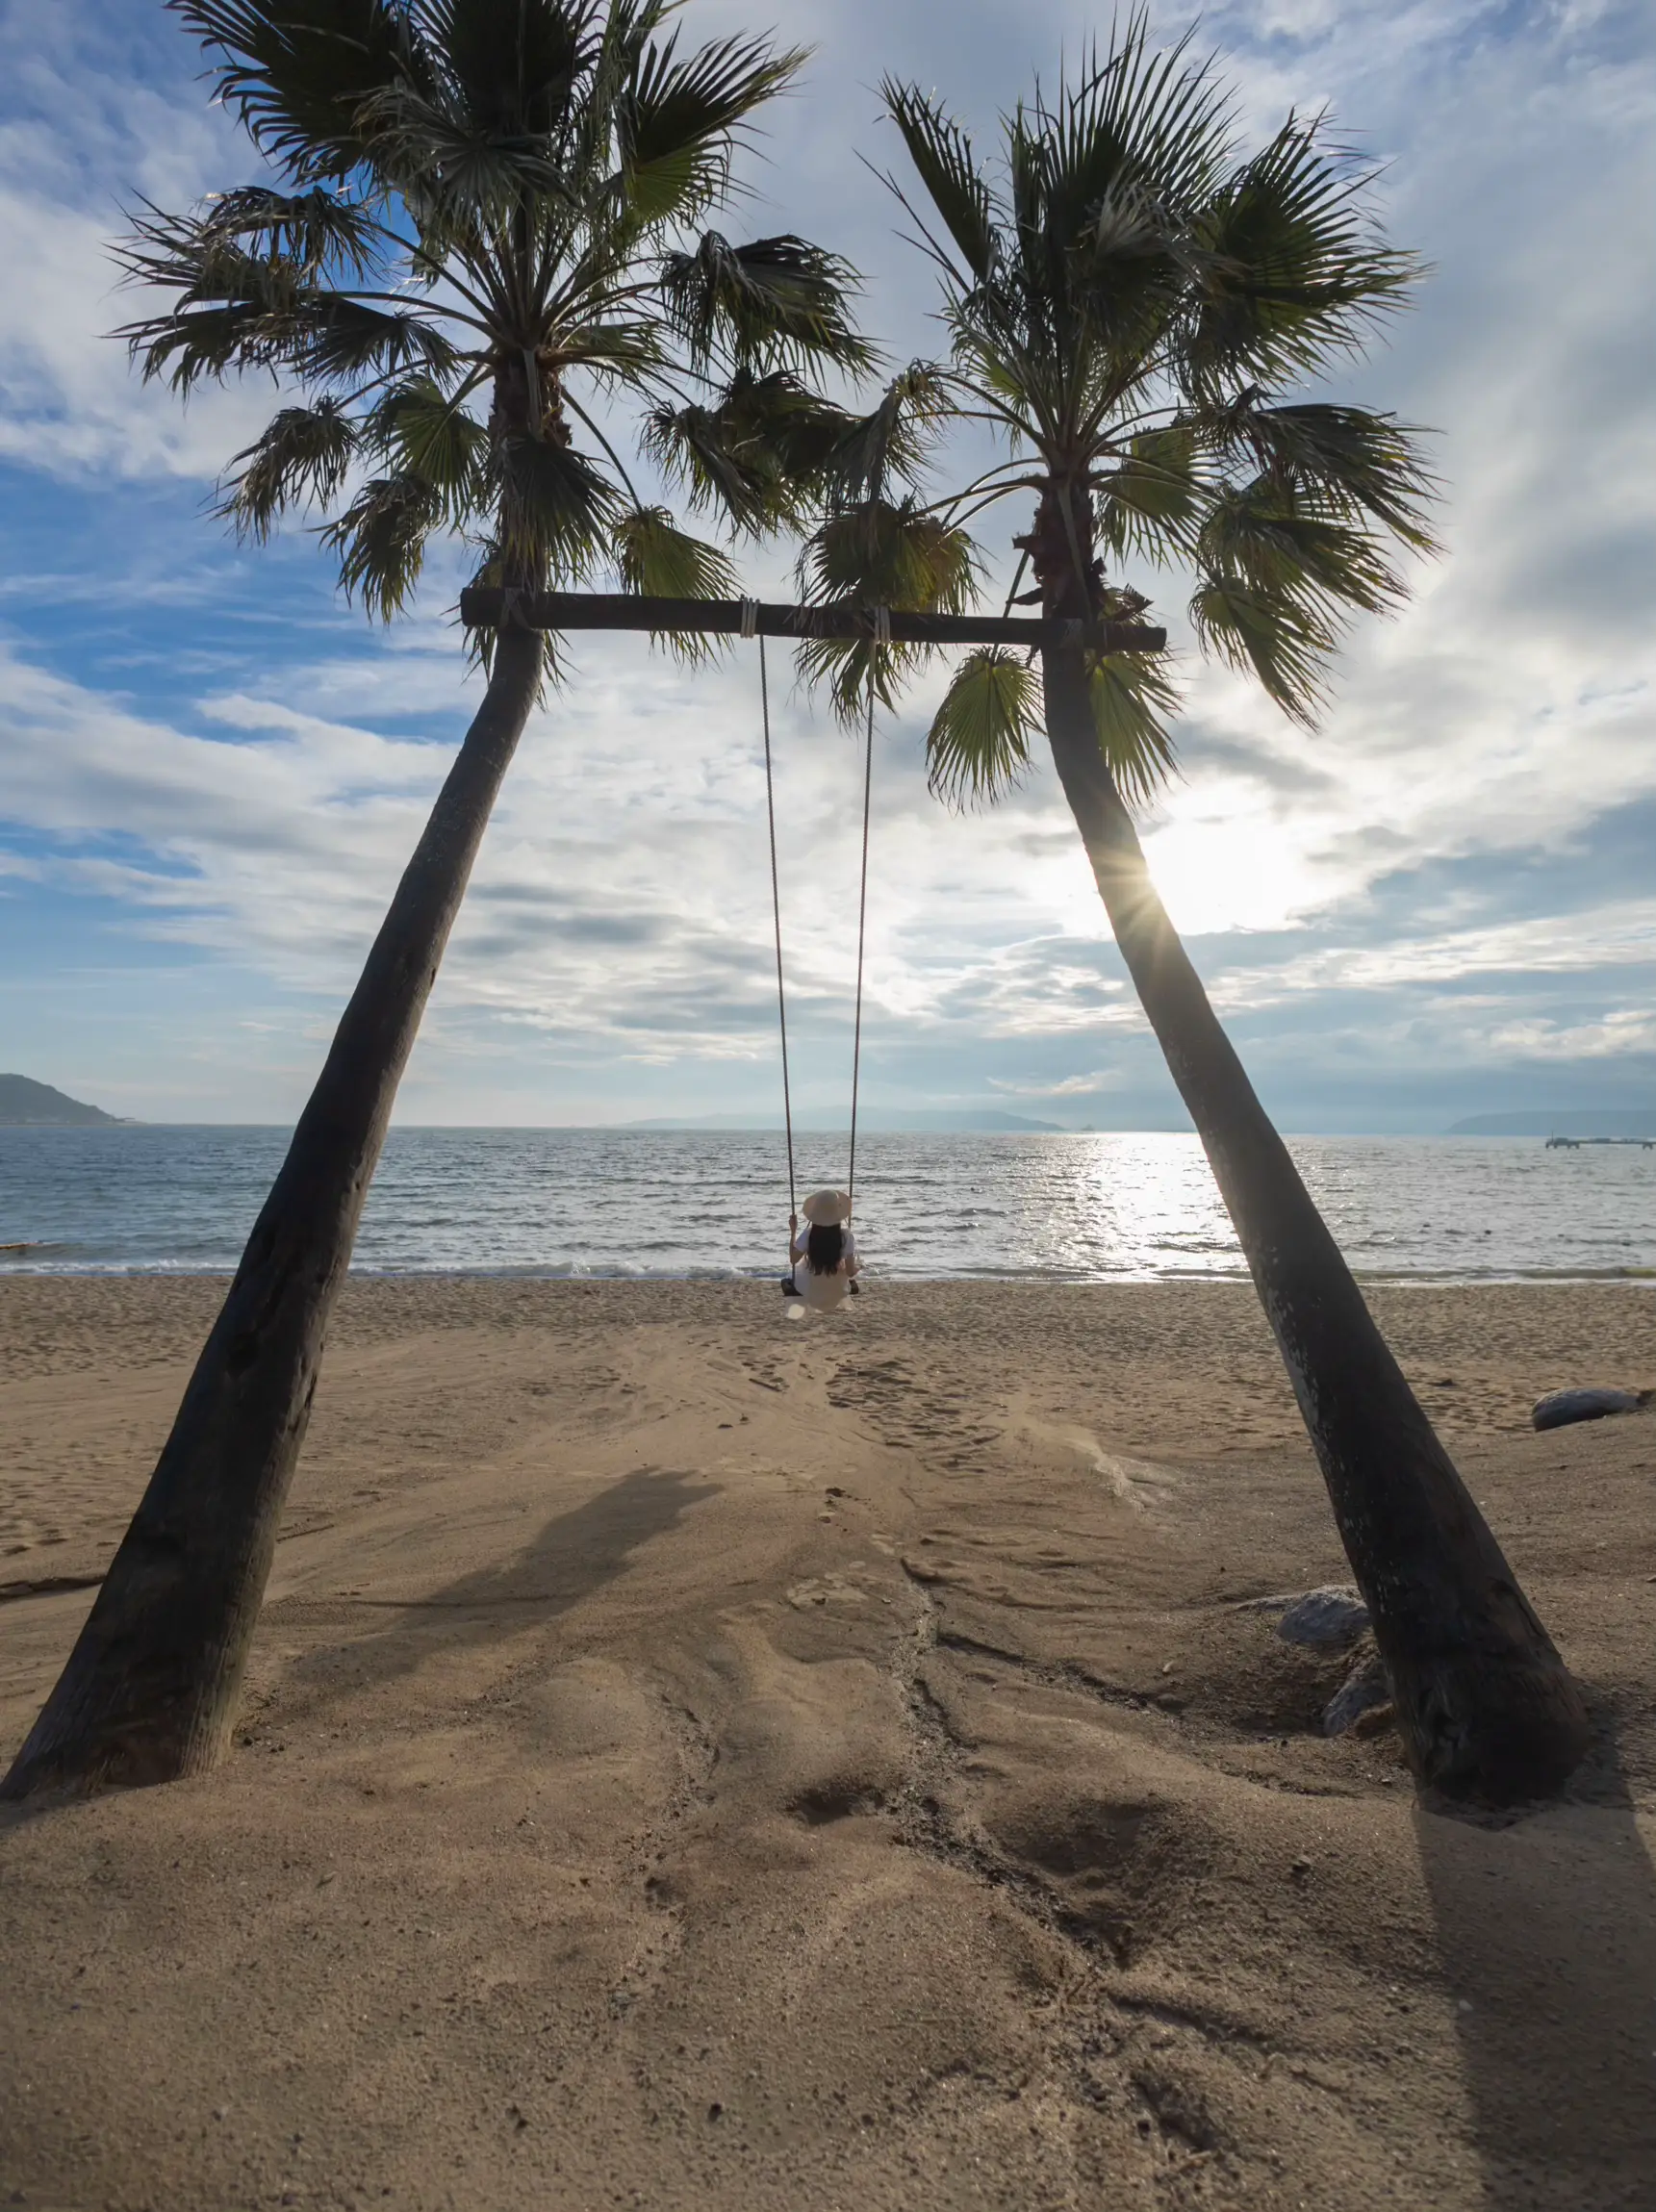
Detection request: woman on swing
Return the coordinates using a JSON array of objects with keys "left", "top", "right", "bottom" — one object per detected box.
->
[{"left": 783, "top": 1188, "right": 861, "bottom": 1311}]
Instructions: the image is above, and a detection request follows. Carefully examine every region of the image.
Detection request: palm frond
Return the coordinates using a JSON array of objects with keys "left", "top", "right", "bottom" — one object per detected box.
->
[
  {"left": 1191, "top": 473, "right": 1407, "bottom": 725},
  {"left": 1198, "top": 395, "right": 1439, "bottom": 552},
  {"left": 1093, "top": 421, "right": 1203, "bottom": 561},
  {"left": 797, "top": 497, "right": 981, "bottom": 723},
  {"left": 1200, "top": 479, "right": 1406, "bottom": 617},
  {"left": 1087, "top": 647, "right": 1181, "bottom": 803},
  {"left": 613, "top": 505, "right": 738, "bottom": 662},
  {"left": 1046, "top": 16, "right": 1233, "bottom": 242},
  {"left": 1064, "top": 173, "right": 1184, "bottom": 349},
  {"left": 643, "top": 369, "right": 849, "bottom": 535},
  {"left": 554, "top": 318, "right": 668, "bottom": 387},
  {"left": 320, "top": 470, "right": 442, "bottom": 620},
  {"left": 880, "top": 81, "right": 998, "bottom": 280},
  {"left": 432, "top": 0, "right": 594, "bottom": 140},
  {"left": 1190, "top": 576, "right": 1336, "bottom": 725},
  {"left": 296, "top": 297, "right": 462, "bottom": 382},
  {"left": 658, "top": 232, "right": 871, "bottom": 373},
  {"left": 800, "top": 498, "right": 980, "bottom": 617},
  {"left": 195, "top": 184, "right": 384, "bottom": 278},
  {"left": 354, "top": 79, "right": 578, "bottom": 227},
  {"left": 1183, "top": 114, "right": 1421, "bottom": 395},
  {"left": 568, "top": 0, "right": 666, "bottom": 204},
  {"left": 217, "top": 398, "right": 359, "bottom": 538},
  {"left": 121, "top": 298, "right": 294, "bottom": 392},
  {"left": 619, "top": 30, "right": 803, "bottom": 225},
  {"left": 926, "top": 648, "right": 1040, "bottom": 806},
  {"left": 363, "top": 375, "right": 490, "bottom": 521},
  {"left": 116, "top": 201, "right": 460, "bottom": 392},
  {"left": 167, "top": 0, "right": 425, "bottom": 182},
  {"left": 819, "top": 362, "right": 949, "bottom": 509},
  {"left": 116, "top": 206, "right": 308, "bottom": 386},
  {"left": 491, "top": 430, "right": 620, "bottom": 577}
]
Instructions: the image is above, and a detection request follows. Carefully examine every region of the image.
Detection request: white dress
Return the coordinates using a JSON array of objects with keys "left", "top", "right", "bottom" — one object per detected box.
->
[{"left": 789, "top": 1227, "right": 858, "bottom": 1310}]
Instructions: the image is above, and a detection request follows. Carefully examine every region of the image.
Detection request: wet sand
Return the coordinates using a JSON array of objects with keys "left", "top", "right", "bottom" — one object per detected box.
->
[{"left": 3, "top": 1276, "right": 1654, "bottom": 2209}]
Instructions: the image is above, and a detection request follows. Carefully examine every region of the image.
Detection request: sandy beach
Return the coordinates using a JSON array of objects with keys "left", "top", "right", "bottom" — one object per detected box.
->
[{"left": 2, "top": 1274, "right": 1654, "bottom": 2210}]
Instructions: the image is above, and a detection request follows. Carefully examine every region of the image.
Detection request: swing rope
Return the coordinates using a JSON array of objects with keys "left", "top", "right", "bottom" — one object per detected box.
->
[
  {"left": 847, "top": 660, "right": 878, "bottom": 1217},
  {"left": 753, "top": 600, "right": 880, "bottom": 1240},
  {"left": 756, "top": 624, "right": 796, "bottom": 1227}
]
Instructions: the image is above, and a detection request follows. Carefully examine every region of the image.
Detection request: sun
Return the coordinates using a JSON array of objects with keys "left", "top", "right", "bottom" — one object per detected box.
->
[{"left": 1137, "top": 811, "right": 1318, "bottom": 938}]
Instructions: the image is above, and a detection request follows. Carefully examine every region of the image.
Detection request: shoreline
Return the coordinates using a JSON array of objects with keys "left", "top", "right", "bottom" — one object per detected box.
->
[{"left": 4, "top": 1259, "right": 1656, "bottom": 1285}]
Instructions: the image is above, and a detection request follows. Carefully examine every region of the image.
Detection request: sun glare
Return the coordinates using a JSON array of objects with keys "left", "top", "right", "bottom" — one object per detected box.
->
[{"left": 1139, "top": 813, "right": 1316, "bottom": 937}]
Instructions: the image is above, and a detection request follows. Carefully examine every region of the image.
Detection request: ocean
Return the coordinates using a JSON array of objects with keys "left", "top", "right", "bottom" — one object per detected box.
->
[{"left": 2, "top": 1126, "right": 1653, "bottom": 1283}]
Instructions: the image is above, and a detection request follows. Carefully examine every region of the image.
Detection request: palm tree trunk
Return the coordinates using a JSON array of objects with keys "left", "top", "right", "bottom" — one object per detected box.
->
[
  {"left": 1, "top": 623, "right": 545, "bottom": 1803},
  {"left": 1039, "top": 635, "right": 1589, "bottom": 1805}
]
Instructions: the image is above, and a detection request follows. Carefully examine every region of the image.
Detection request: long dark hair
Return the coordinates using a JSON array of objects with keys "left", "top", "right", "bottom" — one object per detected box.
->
[{"left": 805, "top": 1223, "right": 845, "bottom": 1276}]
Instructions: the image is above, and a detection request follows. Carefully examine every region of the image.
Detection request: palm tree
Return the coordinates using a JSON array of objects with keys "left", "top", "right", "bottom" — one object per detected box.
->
[
  {"left": 2, "top": 0, "right": 872, "bottom": 1803},
  {"left": 807, "top": 20, "right": 1588, "bottom": 1804}
]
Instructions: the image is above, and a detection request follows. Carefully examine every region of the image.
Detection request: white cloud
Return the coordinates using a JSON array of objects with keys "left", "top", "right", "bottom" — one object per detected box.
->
[{"left": 0, "top": 7, "right": 278, "bottom": 481}]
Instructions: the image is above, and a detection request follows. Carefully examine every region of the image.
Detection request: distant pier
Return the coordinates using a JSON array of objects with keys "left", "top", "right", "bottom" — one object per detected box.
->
[{"left": 1544, "top": 1135, "right": 1656, "bottom": 1150}]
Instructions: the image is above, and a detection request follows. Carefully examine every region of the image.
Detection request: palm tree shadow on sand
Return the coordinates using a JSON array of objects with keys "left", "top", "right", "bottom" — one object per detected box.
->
[
  {"left": 282, "top": 1465, "right": 721, "bottom": 1716},
  {"left": 1415, "top": 1713, "right": 1656, "bottom": 2201}
]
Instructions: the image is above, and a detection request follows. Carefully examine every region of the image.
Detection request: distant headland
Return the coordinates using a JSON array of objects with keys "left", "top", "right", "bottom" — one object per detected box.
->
[
  {"left": 0, "top": 1075, "right": 129, "bottom": 1127},
  {"left": 1449, "top": 1109, "right": 1656, "bottom": 1140}
]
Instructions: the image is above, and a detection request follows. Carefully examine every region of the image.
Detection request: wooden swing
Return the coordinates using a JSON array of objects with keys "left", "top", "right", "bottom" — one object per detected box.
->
[{"left": 456, "top": 586, "right": 1166, "bottom": 1284}]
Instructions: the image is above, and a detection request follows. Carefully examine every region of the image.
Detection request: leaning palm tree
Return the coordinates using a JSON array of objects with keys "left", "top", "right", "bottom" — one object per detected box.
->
[
  {"left": 805, "top": 21, "right": 1588, "bottom": 1804},
  {"left": 2, "top": 0, "right": 873, "bottom": 1803}
]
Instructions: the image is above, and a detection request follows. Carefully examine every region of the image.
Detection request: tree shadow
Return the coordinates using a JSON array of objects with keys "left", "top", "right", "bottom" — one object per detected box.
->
[
  {"left": 1414, "top": 1712, "right": 1656, "bottom": 2205},
  {"left": 281, "top": 1463, "right": 720, "bottom": 1715}
]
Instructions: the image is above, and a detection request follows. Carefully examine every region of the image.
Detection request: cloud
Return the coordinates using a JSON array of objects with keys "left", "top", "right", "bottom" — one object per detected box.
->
[{"left": 0, "top": 6, "right": 277, "bottom": 480}]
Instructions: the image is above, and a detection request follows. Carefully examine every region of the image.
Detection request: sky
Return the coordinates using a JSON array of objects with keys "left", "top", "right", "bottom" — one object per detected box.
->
[{"left": 0, "top": 0, "right": 1652, "bottom": 1132}]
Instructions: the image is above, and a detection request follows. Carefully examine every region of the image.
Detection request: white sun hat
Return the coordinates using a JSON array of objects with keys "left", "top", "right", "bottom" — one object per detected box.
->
[{"left": 801, "top": 1187, "right": 853, "bottom": 1226}]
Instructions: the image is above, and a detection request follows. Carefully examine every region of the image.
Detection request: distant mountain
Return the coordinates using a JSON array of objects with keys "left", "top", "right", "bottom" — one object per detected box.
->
[
  {"left": 624, "top": 1112, "right": 786, "bottom": 1131},
  {"left": 623, "top": 1108, "right": 1064, "bottom": 1133},
  {"left": 1448, "top": 1109, "right": 1656, "bottom": 1139},
  {"left": 0, "top": 1075, "right": 124, "bottom": 1127},
  {"left": 863, "top": 1109, "right": 1063, "bottom": 1132}
]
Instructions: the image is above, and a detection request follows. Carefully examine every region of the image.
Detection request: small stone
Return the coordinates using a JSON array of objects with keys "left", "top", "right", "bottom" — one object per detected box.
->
[
  {"left": 1532, "top": 1386, "right": 1649, "bottom": 1433},
  {"left": 1276, "top": 1588, "right": 1370, "bottom": 1650},
  {"left": 1324, "top": 1644, "right": 1392, "bottom": 1737}
]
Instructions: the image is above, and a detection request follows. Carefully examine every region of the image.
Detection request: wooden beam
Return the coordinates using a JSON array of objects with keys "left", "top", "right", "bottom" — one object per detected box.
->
[{"left": 457, "top": 588, "right": 1166, "bottom": 653}]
